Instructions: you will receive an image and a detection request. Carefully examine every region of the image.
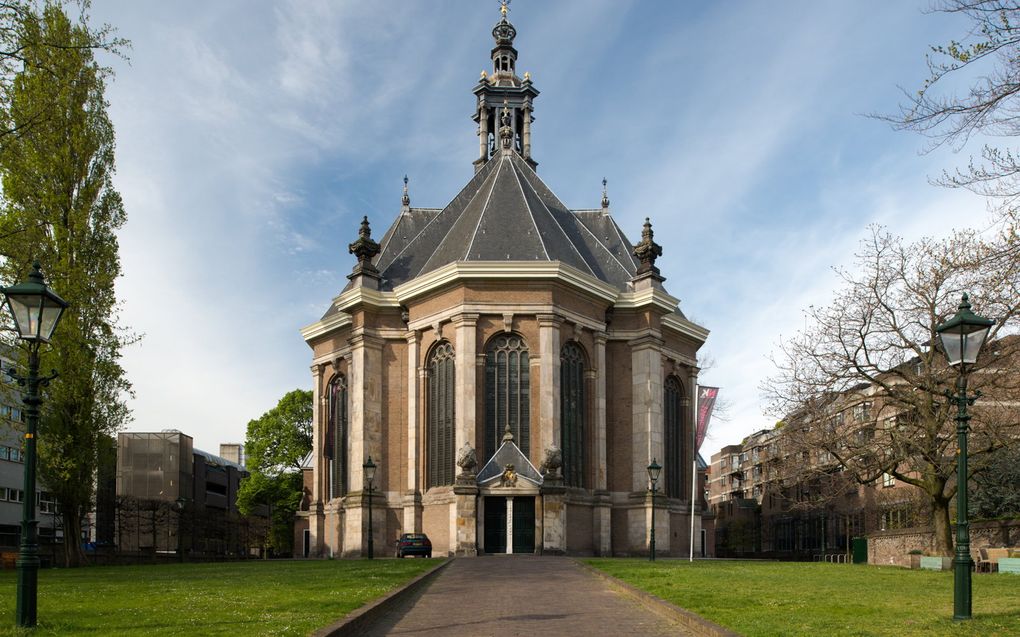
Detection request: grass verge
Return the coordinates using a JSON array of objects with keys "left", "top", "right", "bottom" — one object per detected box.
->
[
  {"left": 584, "top": 559, "right": 1020, "bottom": 637},
  {"left": 0, "top": 558, "right": 441, "bottom": 636}
]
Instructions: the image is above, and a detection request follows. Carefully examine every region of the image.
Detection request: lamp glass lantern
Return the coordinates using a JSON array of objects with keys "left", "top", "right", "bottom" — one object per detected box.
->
[
  {"left": 363, "top": 456, "right": 377, "bottom": 485},
  {"left": 647, "top": 459, "right": 662, "bottom": 487},
  {"left": 936, "top": 293, "right": 994, "bottom": 368},
  {"left": 2, "top": 263, "right": 68, "bottom": 343}
]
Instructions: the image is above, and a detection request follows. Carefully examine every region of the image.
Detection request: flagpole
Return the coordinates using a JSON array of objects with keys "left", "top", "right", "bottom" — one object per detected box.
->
[{"left": 689, "top": 385, "right": 698, "bottom": 562}]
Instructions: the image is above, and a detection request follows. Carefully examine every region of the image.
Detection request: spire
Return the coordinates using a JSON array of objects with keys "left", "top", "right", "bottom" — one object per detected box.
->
[
  {"left": 472, "top": 2, "right": 539, "bottom": 172},
  {"left": 601, "top": 178, "right": 610, "bottom": 209},
  {"left": 401, "top": 174, "right": 410, "bottom": 208}
]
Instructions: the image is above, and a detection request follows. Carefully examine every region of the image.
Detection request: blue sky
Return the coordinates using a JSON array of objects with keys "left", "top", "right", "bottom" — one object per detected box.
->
[{"left": 87, "top": 1, "right": 993, "bottom": 459}]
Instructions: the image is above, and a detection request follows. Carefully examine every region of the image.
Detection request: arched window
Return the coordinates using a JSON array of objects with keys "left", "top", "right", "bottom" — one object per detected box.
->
[
  {"left": 664, "top": 375, "right": 684, "bottom": 498},
  {"left": 485, "top": 334, "right": 530, "bottom": 459},
  {"left": 427, "top": 341, "right": 456, "bottom": 488},
  {"left": 326, "top": 374, "right": 348, "bottom": 499},
  {"left": 560, "top": 342, "right": 586, "bottom": 487}
]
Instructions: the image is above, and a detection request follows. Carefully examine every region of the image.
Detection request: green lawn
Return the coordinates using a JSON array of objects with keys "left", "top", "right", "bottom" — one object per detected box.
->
[
  {"left": 0, "top": 559, "right": 440, "bottom": 636},
  {"left": 584, "top": 559, "right": 1020, "bottom": 637}
]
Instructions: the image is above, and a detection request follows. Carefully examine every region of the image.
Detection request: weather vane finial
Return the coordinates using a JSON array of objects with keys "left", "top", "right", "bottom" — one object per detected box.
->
[{"left": 500, "top": 0, "right": 510, "bottom": 18}]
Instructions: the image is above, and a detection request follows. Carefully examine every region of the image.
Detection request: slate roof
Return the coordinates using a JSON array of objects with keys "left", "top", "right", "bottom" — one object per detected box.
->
[{"left": 354, "top": 151, "right": 641, "bottom": 295}]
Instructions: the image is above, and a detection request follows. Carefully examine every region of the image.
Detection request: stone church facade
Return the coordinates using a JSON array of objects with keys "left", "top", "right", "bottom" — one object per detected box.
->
[{"left": 300, "top": 6, "right": 708, "bottom": 557}]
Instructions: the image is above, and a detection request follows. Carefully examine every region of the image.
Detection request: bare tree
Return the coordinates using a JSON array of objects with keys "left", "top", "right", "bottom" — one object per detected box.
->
[
  {"left": 763, "top": 225, "right": 1020, "bottom": 556},
  {"left": 880, "top": 1, "right": 1020, "bottom": 209}
]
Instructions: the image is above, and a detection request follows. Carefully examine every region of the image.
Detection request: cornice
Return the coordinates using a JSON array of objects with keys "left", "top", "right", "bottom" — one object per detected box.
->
[
  {"left": 393, "top": 261, "right": 621, "bottom": 304},
  {"left": 662, "top": 313, "right": 710, "bottom": 345},
  {"left": 301, "top": 311, "right": 352, "bottom": 343}
]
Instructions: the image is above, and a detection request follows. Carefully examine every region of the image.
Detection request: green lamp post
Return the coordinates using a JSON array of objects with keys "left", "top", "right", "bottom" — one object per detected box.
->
[
  {"left": 364, "top": 456, "right": 377, "bottom": 559},
  {"left": 935, "top": 293, "right": 993, "bottom": 621},
  {"left": 647, "top": 459, "right": 661, "bottom": 562},
  {"left": 1, "top": 262, "right": 68, "bottom": 628}
]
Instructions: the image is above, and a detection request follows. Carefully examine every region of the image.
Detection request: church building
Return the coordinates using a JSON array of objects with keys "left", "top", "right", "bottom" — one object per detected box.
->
[{"left": 300, "top": 5, "right": 708, "bottom": 557}]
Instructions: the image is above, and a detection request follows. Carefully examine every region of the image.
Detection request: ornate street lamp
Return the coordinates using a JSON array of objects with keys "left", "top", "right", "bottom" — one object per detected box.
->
[
  {"left": 647, "top": 459, "right": 662, "bottom": 562},
  {"left": 1, "top": 262, "right": 68, "bottom": 628},
  {"left": 363, "top": 456, "right": 377, "bottom": 559},
  {"left": 936, "top": 293, "right": 993, "bottom": 621}
]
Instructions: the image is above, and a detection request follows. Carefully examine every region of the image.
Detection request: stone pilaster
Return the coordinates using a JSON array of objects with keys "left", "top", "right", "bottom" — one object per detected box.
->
[
  {"left": 538, "top": 314, "right": 562, "bottom": 459},
  {"left": 630, "top": 335, "right": 664, "bottom": 492},
  {"left": 454, "top": 314, "right": 479, "bottom": 457},
  {"left": 594, "top": 332, "right": 608, "bottom": 491},
  {"left": 453, "top": 483, "right": 479, "bottom": 556},
  {"left": 541, "top": 481, "right": 566, "bottom": 554},
  {"left": 404, "top": 331, "right": 422, "bottom": 532},
  {"left": 345, "top": 330, "right": 383, "bottom": 556},
  {"left": 310, "top": 363, "right": 325, "bottom": 556}
]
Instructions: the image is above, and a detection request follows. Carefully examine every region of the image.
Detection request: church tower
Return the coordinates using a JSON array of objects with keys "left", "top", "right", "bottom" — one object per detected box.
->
[{"left": 473, "top": 1, "right": 539, "bottom": 171}]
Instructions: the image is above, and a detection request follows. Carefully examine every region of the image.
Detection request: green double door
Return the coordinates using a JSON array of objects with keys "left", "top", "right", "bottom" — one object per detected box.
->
[{"left": 483, "top": 496, "right": 535, "bottom": 554}]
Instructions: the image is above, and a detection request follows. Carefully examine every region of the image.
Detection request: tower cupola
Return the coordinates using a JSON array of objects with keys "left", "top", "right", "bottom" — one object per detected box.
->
[{"left": 472, "top": 0, "right": 540, "bottom": 172}]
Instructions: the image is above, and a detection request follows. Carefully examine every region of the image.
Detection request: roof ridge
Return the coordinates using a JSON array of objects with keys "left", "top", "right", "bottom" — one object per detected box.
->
[
  {"left": 570, "top": 209, "right": 635, "bottom": 275},
  {"left": 463, "top": 156, "right": 505, "bottom": 261},
  {"left": 508, "top": 155, "right": 550, "bottom": 259},
  {"left": 511, "top": 157, "right": 594, "bottom": 276},
  {"left": 381, "top": 159, "right": 499, "bottom": 273}
]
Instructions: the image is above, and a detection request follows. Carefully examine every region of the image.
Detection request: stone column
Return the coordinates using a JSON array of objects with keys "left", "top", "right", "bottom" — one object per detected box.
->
[
  {"left": 522, "top": 102, "right": 532, "bottom": 159},
  {"left": 592, "top": 331, "right": 611, "bottom": 555},
  {"left": 506, "top": 496, "right": 515, "bottom": 554},
  {"left": 537, "top": 314, "right": 562, "bottom": 458},
  {"left": 345, "top": 330, "right": 383, "bottom": 556},
  {"left": 630, "top": 335, "right": 664, "bottom": 555},
  {"left": 404, "top": 331, "right": 422, "bottom": 533},
  {"left": 478, "top": 104, "right": 489, "bottom": 162}
]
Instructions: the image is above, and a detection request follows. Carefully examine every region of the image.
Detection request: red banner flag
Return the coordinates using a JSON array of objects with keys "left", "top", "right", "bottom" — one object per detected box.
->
[{"left": 696, "top": 386, "right": 719, "bottom": 451}]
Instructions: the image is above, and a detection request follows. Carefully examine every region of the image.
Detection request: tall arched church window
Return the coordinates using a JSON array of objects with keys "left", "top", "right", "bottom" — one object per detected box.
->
[
  {"left": 485, "top": 334, "right": 530, "bottom": 459},
  {"left": 427, "top": 341, "right": 456, "bottom": 488},
  {"left": 326, "top": 374, "right": 348, "bottom": 499},
  {"left": 664, "top": 375, "right": 684, "bottom": 498},
  {"left": 560, "top": 342, "right": 586, "bottom": 487}
]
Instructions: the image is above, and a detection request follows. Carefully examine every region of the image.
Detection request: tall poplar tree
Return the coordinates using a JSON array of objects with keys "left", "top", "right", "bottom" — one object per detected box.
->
[{"left": 0, "top": 2, "right": 131, "bottom": 566}]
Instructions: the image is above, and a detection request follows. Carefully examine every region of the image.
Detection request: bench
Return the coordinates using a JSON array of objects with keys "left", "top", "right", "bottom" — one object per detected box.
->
[
  {"left": 977, "top": 548, "right": 1013, "bottom": 573},
  {"left": 999, "top": 557, "right": 1020, "bottom": 575}
]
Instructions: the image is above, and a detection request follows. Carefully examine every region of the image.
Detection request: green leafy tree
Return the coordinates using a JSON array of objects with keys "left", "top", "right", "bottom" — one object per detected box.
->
[
  {"left": 237, "top": 389, "right": 312, "bottom": 556},
  {"left": 0, "top": 2, "right": 132, "bottom": 566},
  {"left": 1, "top": 1, "right": 124, "bottom": 145}
]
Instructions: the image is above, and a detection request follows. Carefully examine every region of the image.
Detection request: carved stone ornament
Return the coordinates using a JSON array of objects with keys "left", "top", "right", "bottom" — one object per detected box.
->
[
  {"left": 500, "top": 464, "right": 518, "bottom": 487},
  {"left": 348, "top": 216, "right": 381, "bottom": 272},
  {"left": 540, "top": 445, "right": 563, "bottom": 478},
  {"left": 456, "top": 443, "right": 477, "bottom": 475},
  {"left": 632, "top": 217, "right": 663, "bottom": 276}
]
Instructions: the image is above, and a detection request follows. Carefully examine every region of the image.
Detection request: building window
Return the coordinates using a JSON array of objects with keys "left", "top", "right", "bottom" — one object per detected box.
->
[
  {"left": 560, "top": 342, "right": 586, "bottom": 488},
  {"left": 485, "top": 334, "right": 530, "bottom": 459},
  {"left": 426, "top": 341, "right": 455, "bottom": 488},
  {"left": 882, "top": 472, "right": 895, "bottom": 488},
  {"left": 326, "top": 373, "right": 348, "bottom": 499},
  {"left": 664, "top": 375, "right": 683, "bottom": 498}
]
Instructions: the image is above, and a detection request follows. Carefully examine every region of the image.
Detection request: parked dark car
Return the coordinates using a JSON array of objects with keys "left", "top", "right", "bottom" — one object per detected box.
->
[{"left": 395, "top": 533, "right": 432, "bottom": 558}]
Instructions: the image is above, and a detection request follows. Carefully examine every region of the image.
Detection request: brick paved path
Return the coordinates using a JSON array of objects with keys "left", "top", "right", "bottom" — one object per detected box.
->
[{"left": 361, "top": 555, "right": 694, "bottom": 636}]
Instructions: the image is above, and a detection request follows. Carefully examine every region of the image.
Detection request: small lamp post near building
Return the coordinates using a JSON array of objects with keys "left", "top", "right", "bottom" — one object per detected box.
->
[
  {"left": 1, "top": 262, "right": 68, "bottom": 628},
  {"left": 935, "top": 293, "right": 994, "bottom": 622},
  {"left": 647, "top": 459, "right": 661, "bottom": 562},
  {"left": 364, "top": 456, "right": 377, "bottom": 559}
]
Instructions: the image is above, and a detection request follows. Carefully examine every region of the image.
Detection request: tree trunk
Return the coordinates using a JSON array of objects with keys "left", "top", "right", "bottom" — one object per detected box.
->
[
  {"left": 930, "top": 495, "right": 953, "bottom": 556},
  {"left": 61, "top": 510, "right": 85, "bottom": 567}
]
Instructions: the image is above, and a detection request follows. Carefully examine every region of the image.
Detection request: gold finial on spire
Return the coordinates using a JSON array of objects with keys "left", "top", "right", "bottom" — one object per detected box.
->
[
  {"left": 500, "top": 0, "right": 509, "bottom": 18},
  {"left": 524, "top": 71, "right": 530, "bottom": 81}
]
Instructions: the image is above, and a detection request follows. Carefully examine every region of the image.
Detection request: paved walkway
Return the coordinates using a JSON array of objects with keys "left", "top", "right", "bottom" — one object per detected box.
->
[{"left": 361, "top": 556, "right": 694, "bottom": 636}]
